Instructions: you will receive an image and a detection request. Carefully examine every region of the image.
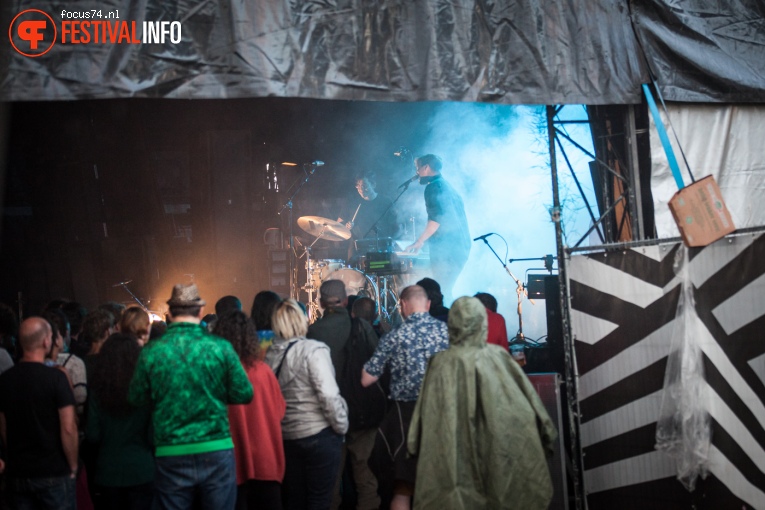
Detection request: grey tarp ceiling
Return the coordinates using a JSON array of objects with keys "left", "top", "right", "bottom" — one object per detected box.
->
[{"left": 1, "top": 0, "right": 764, "bottom": 103}]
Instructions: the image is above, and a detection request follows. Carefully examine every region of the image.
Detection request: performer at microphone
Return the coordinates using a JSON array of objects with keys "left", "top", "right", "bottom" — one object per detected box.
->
[
  {"left": 404, "top": 154, "right": 470, "bottom": 303},
  {"left": 338, "top": 171, "right": 398, "bottom": 261}
]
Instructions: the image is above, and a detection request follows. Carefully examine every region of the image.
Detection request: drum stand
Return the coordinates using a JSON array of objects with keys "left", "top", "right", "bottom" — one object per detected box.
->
[
  {"left": 278, "top": 163, "right": 321, "bottom": 300},
  {"left": 300, "top": 225, "right": 329, "bottom": 322},
  {"left": 373, "top": 274, "right": 402, "bottom": 329}
]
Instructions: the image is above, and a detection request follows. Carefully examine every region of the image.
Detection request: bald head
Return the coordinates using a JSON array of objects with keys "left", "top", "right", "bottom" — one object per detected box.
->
[
  {"left": 19, "top": 317, "right": 52, "bottom": 353},
  {"left": 399, "top": 285, "right": 430, "bottom": 318}
]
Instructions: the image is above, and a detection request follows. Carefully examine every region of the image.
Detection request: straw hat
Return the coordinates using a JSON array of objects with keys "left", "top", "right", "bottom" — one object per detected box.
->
[{"left": 167, "top": 283, "right": 207, "bottom": 307}]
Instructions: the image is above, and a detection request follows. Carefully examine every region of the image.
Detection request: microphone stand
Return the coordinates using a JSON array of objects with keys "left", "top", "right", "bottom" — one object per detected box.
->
[
  {"left": 278, "top": 164, "right": 319, "bottom": 300},
  {"left": 362, "top": 178, "right": 415, "bottom": 242},
  {"left": 359, "top": 179, "right": 416, "bottom": 326},
  {"left": 475, "top": 237, "right": 535, "bottom": 343},
  {"left": 363, "top": 148, "right": 416, "bottom": 242},
  {"left": 114, "top": 281, "right": 152, "bottom": 314}
]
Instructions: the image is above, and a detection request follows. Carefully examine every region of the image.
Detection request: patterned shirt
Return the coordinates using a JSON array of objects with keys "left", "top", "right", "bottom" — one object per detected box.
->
[
  {"left": 128, "top": 321, "right": 253, "bottom": 456},
  {"left": 57, "top": 353, "right": 87, "bottom": 417},
  {"left": 364, "top": 312, "right": 449, "bottom": 402}
]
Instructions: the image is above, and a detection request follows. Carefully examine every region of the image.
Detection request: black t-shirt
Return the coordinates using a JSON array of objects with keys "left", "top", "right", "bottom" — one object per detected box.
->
[
  {"left": 346, "top": 195, "right": 398, "bottom": 259},
  {"left": 0, "top": 361, "right": 76, "bottom": 478},
  {"left": 350, "top": 195, "right": 397, "bottom": 241},
  {"left": 424, "top": 176, "right": 470, "bottom": 259}
]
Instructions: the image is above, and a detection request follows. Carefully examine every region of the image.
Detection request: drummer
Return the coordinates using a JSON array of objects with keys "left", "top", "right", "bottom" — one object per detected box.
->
[{"left": 338, "top": 172, "right": 398, "bottom": 262}]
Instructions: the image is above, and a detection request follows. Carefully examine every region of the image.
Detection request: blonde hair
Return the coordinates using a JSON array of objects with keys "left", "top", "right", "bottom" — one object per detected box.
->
[
  {"left": 119, "top": 307, "right": 151, "bottom": 343},
  {"left": 271, "top": 299, "right": 308, "bottom": 340}
]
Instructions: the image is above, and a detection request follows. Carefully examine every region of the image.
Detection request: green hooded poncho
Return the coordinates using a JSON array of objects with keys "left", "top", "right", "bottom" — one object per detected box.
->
[{"left": 407, "top": 296, "right": 557, "bottom": 510}]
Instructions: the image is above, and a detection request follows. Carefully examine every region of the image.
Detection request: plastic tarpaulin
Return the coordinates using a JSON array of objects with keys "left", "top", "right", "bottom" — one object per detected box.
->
[
  {"left": 655, "top": 245, "right": 711, "bottom": 492},
  {"left": 4, "top": 0, "right": 647, "bottom": 103},
  {"left": 630, "top": 0, "right": 765, "bottom": 103},
  {"left": 3, "top": 1, "right": 764, "bottom": 103},
  {"left": 650, "top": 104, "right": 765, "bottom": 239}
]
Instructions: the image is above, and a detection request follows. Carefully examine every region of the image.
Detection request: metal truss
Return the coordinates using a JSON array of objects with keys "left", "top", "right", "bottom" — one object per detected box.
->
[
  {"left": 546, "top": 103, "right": 648, "bottom": 510},
  {"left": 551, "top": 105, "right": 646, "bottom": 247}
]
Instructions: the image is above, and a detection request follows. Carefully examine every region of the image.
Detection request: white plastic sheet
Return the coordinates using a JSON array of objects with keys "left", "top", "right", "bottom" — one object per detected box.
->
[
  {"left": 655, "top": 246, "right": 711, "bottom": 491},
  {"left": 650, "top": 104, "right": 765, "bottom": 239}
]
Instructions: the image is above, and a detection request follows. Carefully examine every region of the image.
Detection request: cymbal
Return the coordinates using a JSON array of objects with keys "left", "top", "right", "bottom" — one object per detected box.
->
[{"left": 297, "top": 216, "right": 352, "bottom": 242}]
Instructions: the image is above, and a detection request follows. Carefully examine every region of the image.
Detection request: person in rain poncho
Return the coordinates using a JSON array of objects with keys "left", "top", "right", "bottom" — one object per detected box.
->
[{"left": 407, "top": 296, "right": 558, "bottom": 510}]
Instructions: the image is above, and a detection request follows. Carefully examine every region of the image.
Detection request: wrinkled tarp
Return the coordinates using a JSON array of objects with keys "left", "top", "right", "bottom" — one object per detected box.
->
[
  {"left": 630, "top": 0, "right": 765, "bottom": 103},
  {"left": 649, "top": 104, "right": 765, "bottom": 238},
  {"left": 2, "top": 1, "right": 763, "bottom": 103}
]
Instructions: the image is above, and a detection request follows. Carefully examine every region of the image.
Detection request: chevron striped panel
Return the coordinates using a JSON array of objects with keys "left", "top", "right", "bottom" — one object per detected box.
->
[{"left": 570, "top": 234, "right": 765, "bottom": 509}]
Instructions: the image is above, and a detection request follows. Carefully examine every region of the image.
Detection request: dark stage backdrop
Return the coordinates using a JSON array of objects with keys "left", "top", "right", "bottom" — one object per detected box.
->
[
  {"left": 569, "top": 233, "right": 765, "bottom": 509},
  {"left": 3, "top": 0, "right": 764, "bottom": 104},
  {"left": 0, "top": 98, "right": 458, "bottom": 312}
]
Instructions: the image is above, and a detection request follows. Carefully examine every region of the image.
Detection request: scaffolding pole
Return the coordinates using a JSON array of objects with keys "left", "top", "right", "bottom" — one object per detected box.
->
[{"left": 547, "top": 105, "right": 587, "bottom": 510}]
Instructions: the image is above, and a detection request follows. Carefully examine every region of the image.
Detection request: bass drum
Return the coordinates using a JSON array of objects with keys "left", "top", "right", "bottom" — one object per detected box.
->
[
  {"left": 323, "top": 268, "right": 377, "bottom": 300},
  {"left": 308, "top": 259, "right": 345, "bottom": 290}
]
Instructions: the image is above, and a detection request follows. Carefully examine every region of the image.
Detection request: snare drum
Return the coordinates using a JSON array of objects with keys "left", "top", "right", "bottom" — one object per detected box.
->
[
  {"left": 307, "top": 259, "right": 344, "bottom": 289},
  {"left": 323, "top": 268, "right": 377, "bottom": 300}
]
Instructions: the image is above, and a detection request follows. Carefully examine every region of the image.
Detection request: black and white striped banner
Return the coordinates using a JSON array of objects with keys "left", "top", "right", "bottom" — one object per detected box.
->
[{"left": 569, "top": 232, "right": 765, "bottom": 509}]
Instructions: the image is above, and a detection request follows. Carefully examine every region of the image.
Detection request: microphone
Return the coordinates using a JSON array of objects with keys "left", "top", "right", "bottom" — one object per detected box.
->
[
  {"left": 310, "top": 160, "right": 324, "bottom": 166},
  {"left": 397, "top": 174, "right": 419, "bottom": 189},
  {"left": 473, "top": 233, "right": 493, "bottom": 242}
]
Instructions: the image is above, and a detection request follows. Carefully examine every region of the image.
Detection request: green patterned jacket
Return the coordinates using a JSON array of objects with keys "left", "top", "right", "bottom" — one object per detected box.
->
[{"left": 128, "top": 321, "right": 253, "bottom": 456}]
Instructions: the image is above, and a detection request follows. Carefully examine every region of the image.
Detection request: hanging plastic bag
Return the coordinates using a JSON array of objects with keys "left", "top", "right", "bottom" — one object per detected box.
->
[{"left": 655, "top": 245, "right": 711, "bottom": 491}]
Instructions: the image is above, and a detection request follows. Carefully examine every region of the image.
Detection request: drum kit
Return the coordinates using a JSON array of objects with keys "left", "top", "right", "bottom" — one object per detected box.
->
[{"left": 296, "top": 215, "right": 421, "bottom": 324}]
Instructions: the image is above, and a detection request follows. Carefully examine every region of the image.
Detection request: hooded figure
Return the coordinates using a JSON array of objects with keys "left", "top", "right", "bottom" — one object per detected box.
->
[{"left": 407, "top": 296, "right": 557, "bottom": 510}]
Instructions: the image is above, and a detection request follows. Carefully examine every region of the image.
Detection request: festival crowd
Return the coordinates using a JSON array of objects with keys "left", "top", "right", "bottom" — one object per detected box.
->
[{"left": 0, "top": 277, "right": 557, "bottom": 510}]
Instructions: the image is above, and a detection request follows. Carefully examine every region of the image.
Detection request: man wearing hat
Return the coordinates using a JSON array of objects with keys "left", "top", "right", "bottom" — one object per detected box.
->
[
  {"left": 308, "top": 279, "right": 383, "bottom": 510},
  {"left": 129, "top": 283, "right": 253, "bottom": 510},
  {"left": 308, "top": 280, "right": 352, "bottom": 377}
]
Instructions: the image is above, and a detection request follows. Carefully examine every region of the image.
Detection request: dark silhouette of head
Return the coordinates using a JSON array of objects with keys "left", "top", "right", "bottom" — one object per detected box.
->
[
  {"left": 250, "top": 291, "right": 282, "bottom": 331},
  {"left": 61, "top": 302, "right": 87, "bottom": 338},
  {"left": 215, "top": 295, "right": 242, "bottom": 317},
  {"left": 351, "top": 297, "right": 377, "bottom": 324},
  {"left": 417, "top": 277, "right": 444, "bottom": 308},
  {"left": 213, "top": 310, "right": 260, "bottom": 367},
  {"left": 90, "top": 333, "right": 142, "bottom": 416},
  {"left": 474, "top": 292, "right": 498, "bottom": 313},
  {"left": 99, "top": 301, "right": 126, "bottom": 323}
]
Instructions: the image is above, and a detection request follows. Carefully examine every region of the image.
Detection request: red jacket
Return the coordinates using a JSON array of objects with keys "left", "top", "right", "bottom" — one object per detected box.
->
[
  {"left": 486, "top": 309, "right": 509, "bottom": 351},
  {"left": 228, "top": 360, "right": 286, "bottom": 484}
]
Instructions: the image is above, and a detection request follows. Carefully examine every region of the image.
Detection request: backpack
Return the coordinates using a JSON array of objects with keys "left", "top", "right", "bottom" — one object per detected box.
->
[{"left": 339, "top": 318, "right": 389, "bottom": 431}]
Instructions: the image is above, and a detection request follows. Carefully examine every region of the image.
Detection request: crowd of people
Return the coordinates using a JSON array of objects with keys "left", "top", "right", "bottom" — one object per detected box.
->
[{"left": 0, "top": 276, "right": 557, "bottom": 510}]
